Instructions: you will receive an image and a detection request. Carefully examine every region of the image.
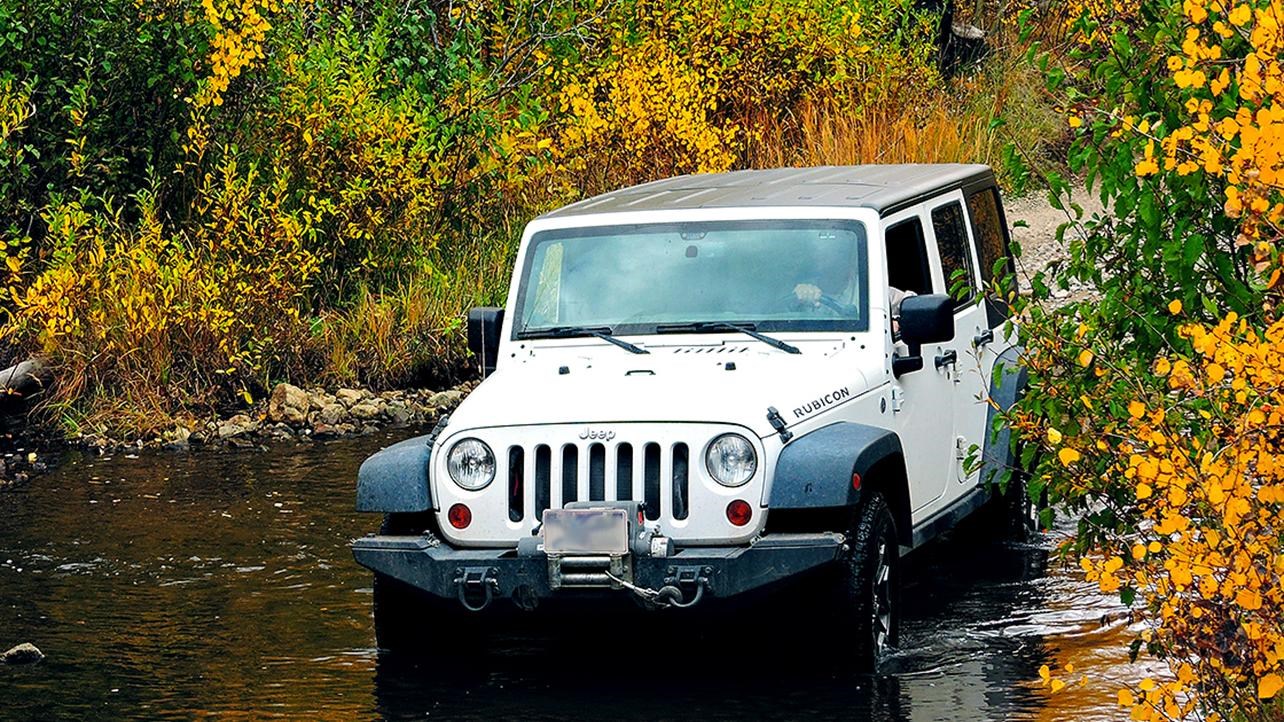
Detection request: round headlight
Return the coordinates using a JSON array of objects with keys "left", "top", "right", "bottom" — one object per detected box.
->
[
  {"left": 446, "top": 438, "right": 495, "bottom": 490},
  {"left": 705, "top": 434, "right": 757, "bottom": 487}
]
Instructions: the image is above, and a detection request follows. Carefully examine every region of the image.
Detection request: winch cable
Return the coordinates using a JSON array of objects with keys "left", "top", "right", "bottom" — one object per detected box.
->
[{"left": 604, "top": 571, "right": 707, "bottom": 609}]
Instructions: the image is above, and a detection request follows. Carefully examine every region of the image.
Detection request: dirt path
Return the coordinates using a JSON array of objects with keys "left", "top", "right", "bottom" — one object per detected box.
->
[{"left": 1005, "top": 184, "right": 1104, "bottom": 299}]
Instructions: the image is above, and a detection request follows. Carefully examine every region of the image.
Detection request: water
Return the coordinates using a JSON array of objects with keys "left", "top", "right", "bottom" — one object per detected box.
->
[{"left": 0, "top": 432, "right": 1132, "bottom": 720}]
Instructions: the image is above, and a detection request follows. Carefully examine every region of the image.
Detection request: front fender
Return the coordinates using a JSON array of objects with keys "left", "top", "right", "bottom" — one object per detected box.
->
[
  {"left": 356, "top": 434, "right": 434, "bottom": 513},
  {"left": 769, "top": 422, "right": 903, "bottom": 509}
]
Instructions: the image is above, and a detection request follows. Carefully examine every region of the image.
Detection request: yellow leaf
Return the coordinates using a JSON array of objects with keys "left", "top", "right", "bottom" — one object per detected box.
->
[
  {"left": 1168, "top": 299, "right": 1182, "bottom": 314},
  {"left": 1050, "top": 678, "right": 1066, "bottom": 693},
  {"left": 1118, "top": 689, "right": 1135, "bottom": 706},
  {"left": 1047, "top": 427, "right": 1063, "bottom": 444},
  {"left": 5, "top": 256, "right": 19, "bottom": 273},
  {"left": 1260, "top": 673, "right": 1283, "bottom": 700},
  {"left": 1236, "top": 588, "right": 1262, "bottom": 610},
  {"left": 1128, "top": 401, "right": 1145, "bottom": 419},
  {"left": 1206, "top": 363, "right": 1226, "bottom": 383},
  {"left": 1077, "top": 349, "right": 1094, "bottom": 367},
  {"left": 1059, "top": 448, "right": 1081, "bottom": 466},
  {"left": 1039, "top": 664, "right": 1051, "bottom": 683}
]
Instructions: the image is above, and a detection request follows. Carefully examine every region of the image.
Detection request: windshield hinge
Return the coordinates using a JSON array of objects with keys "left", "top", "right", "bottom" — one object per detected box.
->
[{"left": 767, "top": 407, "right": 793, "bottom": 443}]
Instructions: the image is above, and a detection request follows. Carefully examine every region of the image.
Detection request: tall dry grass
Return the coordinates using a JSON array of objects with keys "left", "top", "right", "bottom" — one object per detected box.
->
[
  {"left": 307, "top": 223, "right": 522, "bottom": 390},
  {"left": 747, "top": 61, "right": 1060, "bottom": 184}
]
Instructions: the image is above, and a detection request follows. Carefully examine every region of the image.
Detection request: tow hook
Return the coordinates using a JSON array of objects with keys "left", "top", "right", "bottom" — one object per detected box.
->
[
  {"left": 454, "top": 567, "right": 499, "bottom": 612},
  {"left": 606, "top": 566, "right": 712, "bottom": 609}
]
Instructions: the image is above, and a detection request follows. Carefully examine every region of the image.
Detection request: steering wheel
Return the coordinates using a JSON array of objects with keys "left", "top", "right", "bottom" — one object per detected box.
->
[{"left": 777, "top": 290, "right": 847, "bottom": 316}]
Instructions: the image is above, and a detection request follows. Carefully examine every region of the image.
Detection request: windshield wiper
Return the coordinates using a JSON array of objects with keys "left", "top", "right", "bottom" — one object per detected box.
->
[
  {"left": 654, "top": 322, "right": 801, "bottom": 355},
  {"left": 518, "top": 325, "right": 649, "bottom": 355}
]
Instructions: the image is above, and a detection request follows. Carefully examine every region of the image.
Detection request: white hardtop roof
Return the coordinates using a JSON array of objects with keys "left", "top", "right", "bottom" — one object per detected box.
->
[{"left": 539, "top": 164, "right": 996, "bottom": 220}]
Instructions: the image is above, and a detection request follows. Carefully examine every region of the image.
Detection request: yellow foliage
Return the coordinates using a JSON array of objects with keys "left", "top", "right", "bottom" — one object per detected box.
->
[
  {"left": 2, "top": 165, "right": 320, "bottom": 434},
  {"left": 1112, "top": 0, "right": 1284, "bottom": 278},
  {"left": 548, "top": 0, "right": 943, "bottom": 191},
  {"left": 1059, "top": 447, "right": 1082, "bottom": 466},
  {"left": 555, "top": 36, "right": 740, "bottom": 184},
  {"left": 1059, "top": 314, "right": 1284, "bottom": 718}
]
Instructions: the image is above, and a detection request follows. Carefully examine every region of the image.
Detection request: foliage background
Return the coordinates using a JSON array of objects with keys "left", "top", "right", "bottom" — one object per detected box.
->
[{"left": 0, "top": 0, "right": 1057, "bottom": 434}]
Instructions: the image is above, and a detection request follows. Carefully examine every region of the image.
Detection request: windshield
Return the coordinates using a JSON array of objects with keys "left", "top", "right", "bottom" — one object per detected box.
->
[{"left": 513, "top": 220, "right": 868, "bottom": 338}]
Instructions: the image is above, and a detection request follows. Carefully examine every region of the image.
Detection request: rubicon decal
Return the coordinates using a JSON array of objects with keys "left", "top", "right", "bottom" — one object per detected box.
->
[{"left": 792, "top": 387, "right": 853, "bottom": 419}]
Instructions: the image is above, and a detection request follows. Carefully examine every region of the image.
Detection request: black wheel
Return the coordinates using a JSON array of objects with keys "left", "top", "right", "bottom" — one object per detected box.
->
[
  {"left": 1000, "top": 476, "right": 1037, "bottom": 541},
  {"left": 995, "top": 445, "right": 1044, "bottom": 542},
  {"left": 837, "top": 492, "right": 900, "bottom": 671},
  {"left": 371, "top": 513, "right": 482, "bottom": 653}
]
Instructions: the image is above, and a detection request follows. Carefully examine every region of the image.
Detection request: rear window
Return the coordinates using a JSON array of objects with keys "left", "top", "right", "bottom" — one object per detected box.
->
[{"left": 965, "top": 187, "right": 1011, "bottom": 286}]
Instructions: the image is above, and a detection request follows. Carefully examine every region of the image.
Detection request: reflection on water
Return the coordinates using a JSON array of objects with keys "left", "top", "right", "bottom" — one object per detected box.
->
[{"left": 0, "top": 433, "right": 1130, "bottom": 720}]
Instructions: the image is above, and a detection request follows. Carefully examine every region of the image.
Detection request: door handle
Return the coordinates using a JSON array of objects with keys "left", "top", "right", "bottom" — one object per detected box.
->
[
  {"left": 935, "top": 349, "right": 958, "bottom": 369},
  {"left": 973, "top": 328, "right": 994, "bottom": 348}
]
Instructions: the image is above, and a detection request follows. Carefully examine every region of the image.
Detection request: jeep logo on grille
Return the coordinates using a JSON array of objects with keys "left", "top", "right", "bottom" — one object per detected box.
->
[{"left": 578, "top": 427, "right": 616, "bottom": 441}]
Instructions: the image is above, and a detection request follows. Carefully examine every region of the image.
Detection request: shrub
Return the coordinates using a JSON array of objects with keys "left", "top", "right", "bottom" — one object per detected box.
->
[{"left": 1014, "top": 0, "right": 1284, "bottom": 716}]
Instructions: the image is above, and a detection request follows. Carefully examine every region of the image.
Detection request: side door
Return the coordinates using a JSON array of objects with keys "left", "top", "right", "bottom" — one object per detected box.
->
[
  {"left": 881, "top": 206, "right": 956, "bottom": 517},
  {"left": 925, "top": 192, "right": 991, "bottom": 504}
]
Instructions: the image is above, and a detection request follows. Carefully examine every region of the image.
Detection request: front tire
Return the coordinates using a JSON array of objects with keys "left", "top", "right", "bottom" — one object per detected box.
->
[
  {"left": 838, "top": 492, "right": 900, "bottom": 671},
  {"left": 371, "top": 513, "right": 480, "bottom": 653},
  {"left": 373, "top": 572, "right": 436, "bottom": 651}
]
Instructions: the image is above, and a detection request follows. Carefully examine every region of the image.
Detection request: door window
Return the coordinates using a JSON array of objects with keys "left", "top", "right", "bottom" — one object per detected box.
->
[
  {"left": 884, "top": 217, "right": 933, "bottom": 296},
  {"left": 931, "top": 201, "right": 977, "bottom": 307}
]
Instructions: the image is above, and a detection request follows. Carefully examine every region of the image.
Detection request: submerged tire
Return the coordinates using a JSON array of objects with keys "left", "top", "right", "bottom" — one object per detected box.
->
[
  {"left": 837, "top": 491, "right": 900, "bottom": 671},
  {"left": 372, "top": 572, "right": 435, "bottom": 651},
  {"left": 371, "top": 513, "right": 481, "bottom": 653},
  {"left": 999, "top": 478, "right": 1037, "bottom": 541}
]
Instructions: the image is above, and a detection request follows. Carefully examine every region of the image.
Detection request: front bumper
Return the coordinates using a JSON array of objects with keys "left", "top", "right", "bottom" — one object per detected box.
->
[{"left": 351, "top": 531, "right": 844, "bottom": 610}]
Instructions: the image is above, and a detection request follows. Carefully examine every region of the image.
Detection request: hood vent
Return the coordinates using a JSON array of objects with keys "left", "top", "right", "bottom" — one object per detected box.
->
[{"left": 670, "top": 345, "right": 751, "bottom": 354}]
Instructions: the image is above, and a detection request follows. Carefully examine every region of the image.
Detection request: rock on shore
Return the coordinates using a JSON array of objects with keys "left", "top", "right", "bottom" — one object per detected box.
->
[
  {"left": 201, "top": 383, "right": 470, "bottom": 447},
  {"left": 65, "top": 381, "right": 474, "bottom": 454},
  {"left": 258, "top": 384, "right": 467, "bottom": 437}
]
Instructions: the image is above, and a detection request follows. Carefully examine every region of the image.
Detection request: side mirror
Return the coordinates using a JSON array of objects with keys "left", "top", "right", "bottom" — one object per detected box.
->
[
  {"left": 467, "top": 307, "right": 505, "bottom": 377},
  {"left": 893, "top": 294, "right": 954, "bottom": 378},
  {"left": 899, "top": 294, "right": 955, "bottom": 346}
]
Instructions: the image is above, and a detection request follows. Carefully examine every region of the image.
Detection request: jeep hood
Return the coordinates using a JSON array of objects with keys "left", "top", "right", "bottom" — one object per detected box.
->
[{"left": 444, "top": 345, "right": 879, "bottom": 439}]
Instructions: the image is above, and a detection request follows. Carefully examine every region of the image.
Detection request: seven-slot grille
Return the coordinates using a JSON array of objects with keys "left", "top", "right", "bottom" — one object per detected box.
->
[{"left": 505, "top": 440, "right": 690, "bottom": 525}]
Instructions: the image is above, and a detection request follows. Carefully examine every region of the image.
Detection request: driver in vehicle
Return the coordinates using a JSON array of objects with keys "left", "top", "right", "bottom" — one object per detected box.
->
[
  {"left": 793, "top": 274, "right": 914, "bottom": 329},
  {"left": 789, "top": 242, "right": 861, "bottom": 316}
]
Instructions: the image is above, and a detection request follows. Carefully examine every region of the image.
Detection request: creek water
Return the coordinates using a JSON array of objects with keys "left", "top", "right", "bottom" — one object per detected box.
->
[{"left": 1, "top": 431, "right": 1136, "bottom": 720}]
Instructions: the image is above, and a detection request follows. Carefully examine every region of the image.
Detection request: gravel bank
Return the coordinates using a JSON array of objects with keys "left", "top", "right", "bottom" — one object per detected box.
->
[{"left": 1006, "top": 184, "right": 1104, "bottom": 302}]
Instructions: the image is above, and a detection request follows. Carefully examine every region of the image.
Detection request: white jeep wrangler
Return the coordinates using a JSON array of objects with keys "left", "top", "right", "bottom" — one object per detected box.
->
[{"left": 352, "top": 164, "right": 1028, "bottom": 668}]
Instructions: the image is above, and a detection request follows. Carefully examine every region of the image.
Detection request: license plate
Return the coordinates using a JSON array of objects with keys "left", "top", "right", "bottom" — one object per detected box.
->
[{"left": 542, "top": 508, "right": 629, "bottom": 555}]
